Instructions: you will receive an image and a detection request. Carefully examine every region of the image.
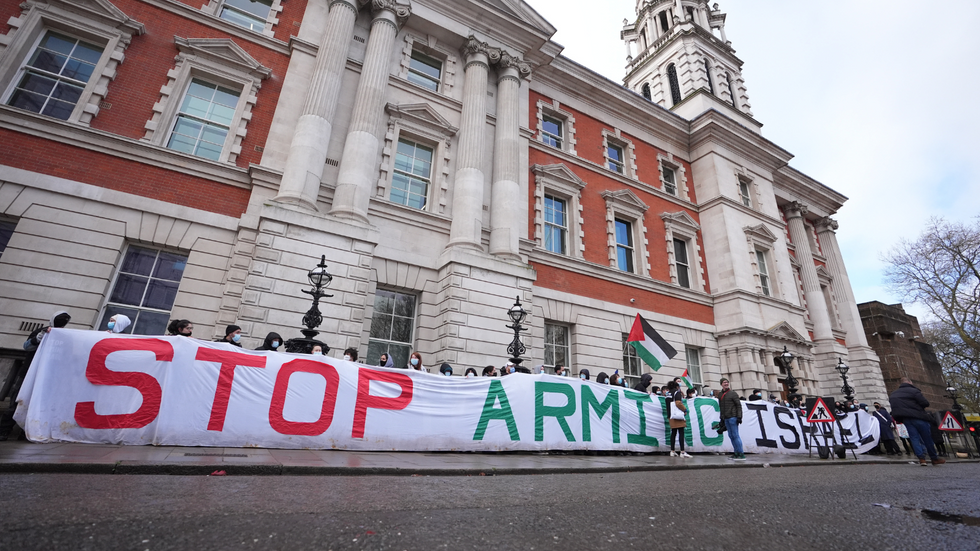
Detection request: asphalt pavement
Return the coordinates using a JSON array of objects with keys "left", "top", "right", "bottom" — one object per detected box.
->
[{"left": 1, "top": 462, "right": 978, "bottom": 550}]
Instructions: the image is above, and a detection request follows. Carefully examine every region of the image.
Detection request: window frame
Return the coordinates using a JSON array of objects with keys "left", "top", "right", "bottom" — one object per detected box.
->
[
  {"left": 366, "top": 288, "right": 418, "bottom": 369},
  {"left": 616, "top": 218, "right": 636, "bottom": 273},
  {"left": 166, "top": 77, "right": 242, "bottom": 162},
  {"left": 673, "top": 237, "right": 691, "bottom": 288},
  {"left": 601, "top": 189, "right": 650, "bottom": 276},
  {"left": 685, "top": 347, "right": 703, "bottom": 390},
  {"left": 657, "top": 153, "right": 689, "bottom": 201},
  {"left": 97, "top": 244, "right": 189, "bottom": 335},
  {"left": 661, "top": 211, "right": 705, "bottom": 291},
  {"left": 622, "top": 332, "right": 642, "bottom": 387},
  {"left": 744, "top": 223, "right": 781, "bottom": 299},
  {"left": 544, "top": 322, "right": 570, "bottom": 368},
  {"left": 0, "top": 0, "right": 144, "bottom": 126},
  {"left": 142, "top": 37, "right": 270, "bottom": 164},
  {"left": 601, "top": 128, "right": 637, "bottom": 179},
  {"left": 203, "top": 0, "right": 282, "bottom": 38},
  {"left": 532, "top": 163, "right": 587, "bottom": 259},
  {"left": 543, "top": 193, "right": 569, "bottom": 255},
  {"left": 756, "top": 249, "right": 771, "bottom": 296},
  {"left": 406, "top": 47, "right": 443, "bottom": 92},
  {"left": 389, "top": 136, "right": 436, "bottom": 211},
  {"left": 535, "top": 99, "right": 577, "bottom": 155},
  {"left": 380, "top": 102, "right": 457, "bottom": 215},
  {"left": 397, "top": 35, "right": 457, "bottom": 96}
]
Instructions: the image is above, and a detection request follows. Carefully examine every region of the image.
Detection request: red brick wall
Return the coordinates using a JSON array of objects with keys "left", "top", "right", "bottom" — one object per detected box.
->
[
  {"left": 532, "top": 262, "right": 714, "bottom": 325},
  {"left": 0, "top": 128, "right": 249, "bottom": 217},
  {"left": 90, "top": 0, "right": 292, "bottom": 169}
]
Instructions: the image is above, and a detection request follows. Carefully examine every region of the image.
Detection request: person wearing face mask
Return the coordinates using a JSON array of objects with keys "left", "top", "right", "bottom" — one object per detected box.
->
[
  {"left": 609, "top": 373, "right": 623, "bottom": 387},
  {"left": 255, "top": 332, "right": 282, "bottom": 351},
  {"left": 106, "top": 314, "right": 131, "bottom": 334},
  {"left": 167, "top": 319, "right": 194, "bottom": 337},
  {"left": 439, "top": 363, "right": 453, "bottom": 377},
  {"left": 343, "top": 347, "right": 358, "bottom": 363},
  {"left": 310, "top": 344, "right": 325, "bottom": 355},
  {"left": 578, "top": 368, "right": 590, "bottom": 381},
  {"left": 554, "top": 364, "right": 566, "bottom": 377},
  {"left": 632, "top": 373, "right": 653, "bottom": 394},
  {"left": 379, "top": 353, "right": 394, "bottom": 368},
  {"left": 408, "top": 352, "right": 427, "bottom": 372},
  {"left": 481, "top": 365, "right": 497, "bottom": 377},
  {"left": 595, "top": 372, "right": 609, "bottom": 384},
  {"left": 464, "top": 367, "right": 478, "bottom": 378},
  {"left": 215, "top": 324, "right": 242, "bottom": 347}
]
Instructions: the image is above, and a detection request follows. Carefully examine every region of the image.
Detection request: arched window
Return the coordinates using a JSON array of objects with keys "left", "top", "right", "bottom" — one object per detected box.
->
[
  {"left": 642, "top": 83, "right": 652, "bottom": 101},
  {"left": 704, "top": 59, "right": 714, "bottom": 94},
  {"left": 667, "top": 63, "right": 681, "bottom": 106},
  {"left": 658, "top": 11, "right": 670, "bottom": 33},
  {"left": 727, "top": 72, "right": 739, "bottom": 110}
]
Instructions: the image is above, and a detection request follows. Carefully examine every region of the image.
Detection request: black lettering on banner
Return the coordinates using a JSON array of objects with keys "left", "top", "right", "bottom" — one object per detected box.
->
[
  {"left": 836, "top": 417, "right": 858, "bottom": 449},
  {"left": 747, "top": 403, "right": 777, "bottom": 448},
  {"left": 796, "top": 414, "right": 811, "bottom": 449},
  {"left": 773, "top": 406, "right": 800, "bottom": 449},
  {"left": 851, "top": 412, "right": 875, "bottom": 445}
]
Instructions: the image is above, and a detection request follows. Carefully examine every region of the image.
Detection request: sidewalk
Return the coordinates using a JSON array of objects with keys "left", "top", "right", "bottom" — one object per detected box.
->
[{"left": 2, "top": 441, "right": 976, "bottom": 476}]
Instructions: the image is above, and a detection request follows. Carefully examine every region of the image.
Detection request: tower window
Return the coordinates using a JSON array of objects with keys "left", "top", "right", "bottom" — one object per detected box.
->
[
  {"left": 642, "top": 83, "right": 652, "bottom": 101},
  {"left": 667, "top": 63, "right": 681, "bottom": 106},
  {"left": 704, "top": 59, "right": 714, "bottom": 94},
  {"left": 659, "top": 11, "right": 670, "bottom": 33},
  {"left": 686, "top": 7, "right": 695, "bottom": 21},
  {"left": 727, "top": 73, "right": 739, "bottom": 109}
]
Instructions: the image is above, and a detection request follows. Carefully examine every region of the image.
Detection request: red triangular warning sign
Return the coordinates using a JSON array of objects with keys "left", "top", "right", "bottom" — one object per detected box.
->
[
  {"left": 939, "top": 411, "right": 964, "bottom": 431},
  {"left": 806, "top": 397, "right": 836, "bottom": 423}
]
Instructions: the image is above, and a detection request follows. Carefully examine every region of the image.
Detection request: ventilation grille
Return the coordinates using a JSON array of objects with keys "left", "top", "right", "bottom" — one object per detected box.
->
[
  {"left": 98, "top": 101, "right": 111, "bottom": 110},
  {"left": 325, "top": 158, "right": 340, "bottom": 167},
  {"left": 254, "top": 145, "right": 264, "bottom": 152},
  {"left": 19, "top": 321, "right": 43, "bottom": 333},
  {"left": 353, "top": 36, "right": 365, "bottom": 43}
]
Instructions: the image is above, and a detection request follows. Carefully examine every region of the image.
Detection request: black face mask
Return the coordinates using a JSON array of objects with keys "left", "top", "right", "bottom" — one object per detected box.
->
[{"left": 53, "top": 313, "right": 71, "bottom": 328}]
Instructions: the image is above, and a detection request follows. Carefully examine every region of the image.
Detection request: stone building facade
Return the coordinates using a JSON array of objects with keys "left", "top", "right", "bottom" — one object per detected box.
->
[{"left": 0, "top": 0, "right": 886, "bottom": 402}]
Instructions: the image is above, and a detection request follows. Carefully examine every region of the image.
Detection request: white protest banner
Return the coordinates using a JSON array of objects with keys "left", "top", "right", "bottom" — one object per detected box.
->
[{"left": 15, "top": 330, "right": 879, "bottom": 454}]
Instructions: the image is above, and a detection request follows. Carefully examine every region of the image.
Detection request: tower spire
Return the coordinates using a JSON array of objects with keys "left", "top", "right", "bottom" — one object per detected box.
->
[{"left": 622, "top": 1, "right": 750, "bottom": 118}]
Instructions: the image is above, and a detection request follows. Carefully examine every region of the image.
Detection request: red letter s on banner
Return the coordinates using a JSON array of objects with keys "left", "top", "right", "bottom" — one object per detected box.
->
[
  {"left": 74, "top": 339, "right": 173, "bottom": 429},
  {"left": 269, "top": 359, "right": 340, "bottom": 436},
  {"left": 352, "top": 369, "right": 413, "bottom": 438}
]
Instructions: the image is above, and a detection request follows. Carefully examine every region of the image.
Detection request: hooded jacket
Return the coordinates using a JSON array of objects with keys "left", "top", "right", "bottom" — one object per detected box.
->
[
  {"left": 632, "top": 373, "right": 653, "bottom": 393},
  {"left": 595, "top": 372, "right": 609, "bottom": 384},
  {"left": 579, "top": 368, "right": 590, "bottom": 381},
  {"left": 439, "top": 363, "right": 454, "bottom": 376},
  {"left": 109, "top": 315, "right": 131, "bottom": 334},
  {"left": 26, "top": 310, "right": 71, "bottom": 349},
  {"left": 889, "top": 383, "right": 932, "bottom": 423},
  {"left": 381, "top": 355, "right": 394, "bottom": 368},
  {"left": 255, "top": 332, "right": 283, "bottom": 351}
]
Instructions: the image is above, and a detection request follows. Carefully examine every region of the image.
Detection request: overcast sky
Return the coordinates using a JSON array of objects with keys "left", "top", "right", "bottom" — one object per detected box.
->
[{"left": 527, "top": 0, "right": 980, "bottom": 320}]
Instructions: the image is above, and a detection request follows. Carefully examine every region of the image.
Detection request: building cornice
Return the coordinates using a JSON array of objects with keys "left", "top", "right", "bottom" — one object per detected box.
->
[
  {"left": 140, "top": 0, "right": 290, "bottom": 55},
  {"left": 688, "top": 109, "right": 794, "bottom": 173},
  {"left": 697, "top": 195, "right": 785, "bottom": 228},
  {"left": 529, "top": 248, "right": 714, "bottom": 308},
  {"left": 773, "top": 165, "right": 848, "bottom": 217},
  {"left": 0, "top": 106, "right": 251, "bottom": 189}
]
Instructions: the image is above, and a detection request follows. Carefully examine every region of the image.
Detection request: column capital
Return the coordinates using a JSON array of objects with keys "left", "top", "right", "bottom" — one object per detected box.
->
[
  {"left": 462, "top": 36, "right": 500, "bottom": 66},
  {"left": 784, "top": 201, "right": 808, "bottom": 219},
  {"left": 815, "top": 216, "right": 839, "bottom": 233},
  {"left": 371, "top": 0, "right": 411, "bottom": 24},
  {"left": 498, "top": 50, "right": 532, "bottom": 81},
  {"left": 329, "top": 0, "right": 361, "bottom": 14}
]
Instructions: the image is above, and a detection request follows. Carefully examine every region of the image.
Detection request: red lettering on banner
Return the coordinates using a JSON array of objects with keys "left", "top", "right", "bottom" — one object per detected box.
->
[
  {"left": 195, "top": 348, "right": 267, "bottom": 432},
  {"left": 269, "top": 359, "right": 340, "bottom": 436},
  {"left": 74, "top": 339, "right": 172, "bottom": 429},
  {"left": 352, "top": 369, "right": 414, "bottom": 438}
]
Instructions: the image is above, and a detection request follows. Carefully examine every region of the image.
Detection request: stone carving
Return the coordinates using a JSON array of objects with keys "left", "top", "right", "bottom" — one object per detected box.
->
[
  {"left": 498, "top": 51, "right": 533, "bottom": 79},
  {"left": 785, "top": 201, "right": 808, "bottom": 217},
  {"left": 371, "top": 0, "right": 411, "bottom": 21},
  {"left": 816, "top": 216, "right": 839, "bottom": 232},
  {"left": 461, "top": 36, "right": 532, "bottom": 78}
]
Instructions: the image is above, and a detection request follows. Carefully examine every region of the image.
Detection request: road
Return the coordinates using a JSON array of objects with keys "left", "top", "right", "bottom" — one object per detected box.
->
[{"left": 1, "top": 463, "right": 978, "bottom": 550}]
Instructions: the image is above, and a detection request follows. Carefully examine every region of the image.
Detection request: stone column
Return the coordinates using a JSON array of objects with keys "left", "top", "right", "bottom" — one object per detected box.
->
[
  {"left": 329, "top": 0, "right": 410, "bottom": 223},
  {"left": 489, "top": 53, "right": 529, "bottom": 261},
  {"left": 785, "top": 202, "right": 834, "bottom": 341},
  {"left": 815, "top": 217, "right": 870, "bottom": 348},
  {"left": 275, "top": 0, "right": 360, "bottom": 211},
  {"left": 446, "top": 38, "right": 497, "bottom": 251},
  {"left": 675, "top": 0, "right": 686, "bottom": 21}
]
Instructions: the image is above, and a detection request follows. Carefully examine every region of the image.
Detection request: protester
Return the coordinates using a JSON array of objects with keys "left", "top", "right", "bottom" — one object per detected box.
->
[
  {"left": 650, "top": 385, "right": 661, "bottom": 396},
  {"left": 343, "top": 347, "right": 358, "bottom": 362},
  {"left": 719, "top": 378, "right": 745, "bottom": 460},
  {"left": 686, "top": 388, "right": 697, "bottom": 399},
  {"left": 464, "top": 368, "right": 478, "bottom": 378},
  {"left": 632, "top": 373, "right": 653, "bottom": 393},
  {"left": 379, "top": 353, "right": 393, "bottom": 367},
  {"left": 25, "top": 310, "right": 71, "bottom": 350},
  {"left": 667, "top": 380, "right": 691, "bottom": 458},
  {"left": 609, "top": 373, "right": 623, "bottom": 387},
  {"left": 254, "top": 332, "right": 282, "bottom": 351},
  {"left": 166, "top": 319, "right": 193, "bottom": 337},
  {"left": 482, "top": 365, "right": 497, "bottom": 377},
  {"left": 889, "top": 377, "right": 945, "bottom": 466},
  {"left": 554, "top": 364, "right": 566, "bottom": 377},
  {"left": 596, "top": 372, "right": 609, "bottom": 384},
  {"left": 702, "top": 387, "right": 712, "bottom": 398},
  {"left": 409, "top": 352, "right": 427, "bottom": 372},
  {"left": 216, "top": 324, "right": 242, "bottom": 347},
  {"left": 749, "top": 389, "right": 763, "bottom": 401},
  {"left": 106, "top": 314, "right": 131, "bottom": 334},
  {"left": 872, "top": 402, "right": 901, "bottom": 455},
  {"left": 895, "top": 422, "right": 914, "bottom": 455},
  {"left": 579, "top": 368, "right": 590, "bottom": 381},
  {"left": 310, "top": 344, "right": 325, "bottom": 355},
  {"left": 439, "top": 363, "right": 453, "bottom": 377}
]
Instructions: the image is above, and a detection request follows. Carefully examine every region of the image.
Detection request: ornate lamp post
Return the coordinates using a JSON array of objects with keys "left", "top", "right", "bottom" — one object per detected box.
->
[
  {"left": 284, "top": 255, "right": 333, "bottom": 354},
  {"left": 836, "top": 357, "right": 855, "bottom": 403},
  {"left": 506, "top": 296, "right": 527, "bottom": 367},
  {"left": 945, "top": 383, "right": 962, "bottom": 413},
  {"left": 778, "top": 346, "right": 801, "bottom": 408}
]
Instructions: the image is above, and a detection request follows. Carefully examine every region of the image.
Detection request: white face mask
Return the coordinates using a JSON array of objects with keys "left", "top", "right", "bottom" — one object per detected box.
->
[
  {"left": 272, "top": 341, "right": 280, "bottom": 348},
  {"left": 443, "top": 372, "right": 452, "bottom": 377},
  {"left": 580, "top": 374, "right": 586, "bottom": 380},
  {"left": 344, "top": 355, "right": 352, "bottom": 362},
  {"left": 466, "top": 373, "right": 475, "bottom": 378},
  {"left": 411, "top": 358, "right": 419, "bottom": 366}
]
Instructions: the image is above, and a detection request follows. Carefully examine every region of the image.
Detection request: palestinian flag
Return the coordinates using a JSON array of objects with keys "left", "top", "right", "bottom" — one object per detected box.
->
[
  {"left": 680, "top": 369, "right": 693, "bottom": 390},
  {"left": 627, "top": 314, "right": 678, "bottom": 371}
]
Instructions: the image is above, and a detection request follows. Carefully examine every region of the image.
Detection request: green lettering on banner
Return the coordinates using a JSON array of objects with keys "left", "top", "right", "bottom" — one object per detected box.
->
[
  {"left": 694, "top": 397, "right": 723, "bottom": 446},
  {"left": 581, "top": 385, "right": 621, "bottom": 443},
  {"left": 658, "top": 395, "right": 671, "bottom": 442},
  {"left": 534, "top": 382, "right": 576, "bottom": 442},
  {"left": 473, "top": 380, "right": 520, "bottom": 441},
  {"left": 623, "top": 390, "right": 658, "bottom": 446}
]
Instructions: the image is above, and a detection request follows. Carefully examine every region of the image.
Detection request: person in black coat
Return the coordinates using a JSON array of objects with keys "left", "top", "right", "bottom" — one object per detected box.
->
[
  {"left": 889, "top": 378, "right": 944, "bottom": 465},
  {"left": 632, "top": 373, "right": 653, "bottom": 393},
  {"left": 872, "top": 402, "right": 901, "bottom": 455},
  {"left": 254, "top": 332, "right": 282, "bottom": 351},
  {"left": 216, "top": 325, "right": 243, "bottom": 347}
]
